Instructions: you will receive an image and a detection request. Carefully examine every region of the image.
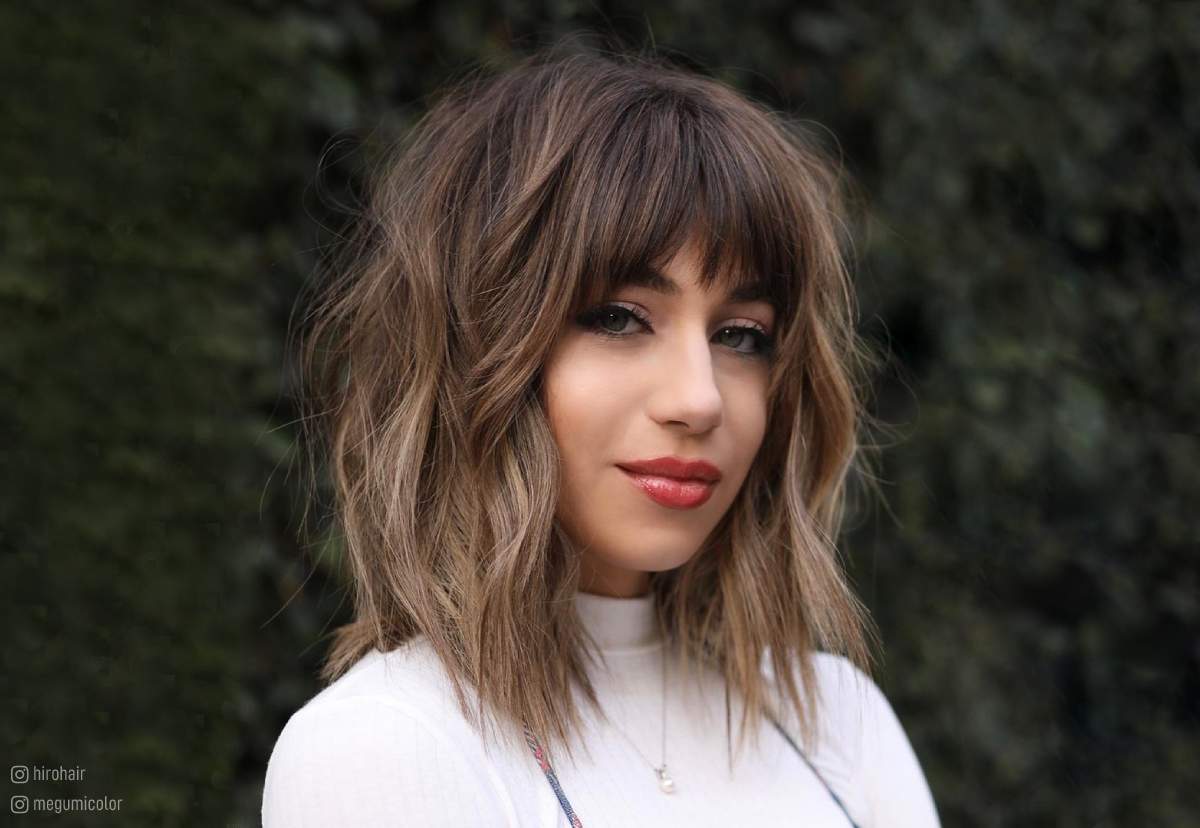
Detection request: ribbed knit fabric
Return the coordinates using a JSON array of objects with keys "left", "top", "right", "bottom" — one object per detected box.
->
[{"left": 262, "top": 591, "right": 941, "bottom": 827}]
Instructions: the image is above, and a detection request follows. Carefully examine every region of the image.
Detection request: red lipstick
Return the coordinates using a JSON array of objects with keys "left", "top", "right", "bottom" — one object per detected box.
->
[{"left": 616, "top": 456, "right": 722, "bottom": 510}]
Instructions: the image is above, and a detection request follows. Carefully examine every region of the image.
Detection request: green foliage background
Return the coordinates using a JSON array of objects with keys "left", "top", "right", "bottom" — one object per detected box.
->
[{"left": 2, "top": 2, "right": 1196, "bottom": 825}]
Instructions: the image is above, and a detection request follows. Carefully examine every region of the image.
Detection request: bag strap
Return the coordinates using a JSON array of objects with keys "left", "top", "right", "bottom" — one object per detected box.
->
[{"left": 522, "top": 721, "right": 584, "bottom": 828}]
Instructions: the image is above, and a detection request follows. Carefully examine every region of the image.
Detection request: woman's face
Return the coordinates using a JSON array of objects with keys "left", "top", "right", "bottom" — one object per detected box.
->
[{"left": 541, "top": 238, "right": 776, "bottom": 597}]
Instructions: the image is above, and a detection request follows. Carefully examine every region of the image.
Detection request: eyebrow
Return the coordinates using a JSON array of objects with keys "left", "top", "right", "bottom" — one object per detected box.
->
[{"left": 619, "top": 266, "right": 772, "bottom": 305}]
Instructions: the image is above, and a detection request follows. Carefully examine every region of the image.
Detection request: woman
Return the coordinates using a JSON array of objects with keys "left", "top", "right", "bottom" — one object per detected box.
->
[{"left": 263, "top": 39, "right": 941, "bottom": 827}]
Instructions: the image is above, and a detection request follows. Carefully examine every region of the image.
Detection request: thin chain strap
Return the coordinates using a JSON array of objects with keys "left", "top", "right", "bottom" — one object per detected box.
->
[
  {"left": 522, "top": 699, "right": 860, "bottom": 827},
  {"left": 765, "top": 714, "right": 862, "bottom": 828}
]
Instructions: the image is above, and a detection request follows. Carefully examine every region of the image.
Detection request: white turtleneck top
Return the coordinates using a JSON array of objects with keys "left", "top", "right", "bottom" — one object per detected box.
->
[{"left": 263, "top": 592, "right": 941, "bottom": 826}]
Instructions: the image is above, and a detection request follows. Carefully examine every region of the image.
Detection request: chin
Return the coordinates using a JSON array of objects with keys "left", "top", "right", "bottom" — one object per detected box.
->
[{"left": 622, "top": 547, "right": 700, "bottom": 574}]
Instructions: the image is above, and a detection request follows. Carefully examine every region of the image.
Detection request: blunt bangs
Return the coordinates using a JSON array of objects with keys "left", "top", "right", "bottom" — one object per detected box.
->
[{"left": 553, "top": 79, "right": 801, "bottom": 324}]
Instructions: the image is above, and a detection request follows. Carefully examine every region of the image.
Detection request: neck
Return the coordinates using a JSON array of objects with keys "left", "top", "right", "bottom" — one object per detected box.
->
[
  {"left": 573, "top": 589, "right": 661, "bottom": 652},
  {"left": 578, "top": 559, "right": 651, "bottom": 597}
]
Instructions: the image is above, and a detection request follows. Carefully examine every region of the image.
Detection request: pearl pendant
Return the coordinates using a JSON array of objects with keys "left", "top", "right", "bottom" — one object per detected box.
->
[{"left": 655, "top": 766, "right": 675, "bottom": 794}]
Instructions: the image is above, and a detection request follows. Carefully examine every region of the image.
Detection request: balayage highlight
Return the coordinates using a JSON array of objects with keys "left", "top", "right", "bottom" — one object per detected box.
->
[{"left": 293, "top": 38, "right": 884, "bottom": 772}]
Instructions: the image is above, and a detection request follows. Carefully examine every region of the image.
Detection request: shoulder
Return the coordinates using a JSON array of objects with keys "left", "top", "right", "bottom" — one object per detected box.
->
[
  {"left": 262, "top": 642, "right": 522, "bottom": 828},
  {"left": 762, "top": 649, "right": 880, "bottom": 732},
  {"left": 767, "top": 651, "right": 942, "bottom": 828},
  {"left": 769, "top": 651, "right": 912, "bottom": 746},
  {"left": 808, "top": 651, "right": 890, "bottom": 738},
  {"left": 765, "top": 652, "right": 890, "bottom": 775}
]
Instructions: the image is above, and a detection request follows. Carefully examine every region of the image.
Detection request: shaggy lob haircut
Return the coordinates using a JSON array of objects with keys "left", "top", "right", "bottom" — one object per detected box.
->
[{"left": 296, "top": 41, "right": 882, "bottom": 771}]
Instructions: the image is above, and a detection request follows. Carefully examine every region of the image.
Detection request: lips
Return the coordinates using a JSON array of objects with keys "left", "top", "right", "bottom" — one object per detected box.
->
[
  {"left": 615, "top": 456, "right": 722, "bottom": 510},
  {"left": 615, "top": 457, "right": 723, "bottom": 483}
]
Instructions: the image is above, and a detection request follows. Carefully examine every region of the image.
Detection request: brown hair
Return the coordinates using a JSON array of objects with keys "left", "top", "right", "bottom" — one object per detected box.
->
[{"left": 293, "top": 36, "right": 882, "bottom": 771}]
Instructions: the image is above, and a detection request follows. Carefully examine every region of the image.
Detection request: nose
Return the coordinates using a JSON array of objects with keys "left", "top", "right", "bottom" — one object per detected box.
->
[{"left": 646, "top": 327, "right": 723, "bottom": 433}]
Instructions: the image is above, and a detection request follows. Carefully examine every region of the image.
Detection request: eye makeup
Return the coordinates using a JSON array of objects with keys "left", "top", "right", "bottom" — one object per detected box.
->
[{"left": 575, "top": 302, "right": 775, "bottom": 360}]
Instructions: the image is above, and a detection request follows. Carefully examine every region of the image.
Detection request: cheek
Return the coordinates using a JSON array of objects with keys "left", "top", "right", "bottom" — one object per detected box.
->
[
  {"left": 725, "top": 377, "right": 769, "bottom": 469},
  {"left": 542, "top": 342, "right": 627, "bottom": 538},
  {"left": 542, "top": 341, "right": 622, "bottom": 466}
]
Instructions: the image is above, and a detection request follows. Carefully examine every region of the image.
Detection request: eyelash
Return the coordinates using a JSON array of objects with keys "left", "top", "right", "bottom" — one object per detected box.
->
[{"left": 576, "top": 303, "right": 775, "bottom": 359}]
